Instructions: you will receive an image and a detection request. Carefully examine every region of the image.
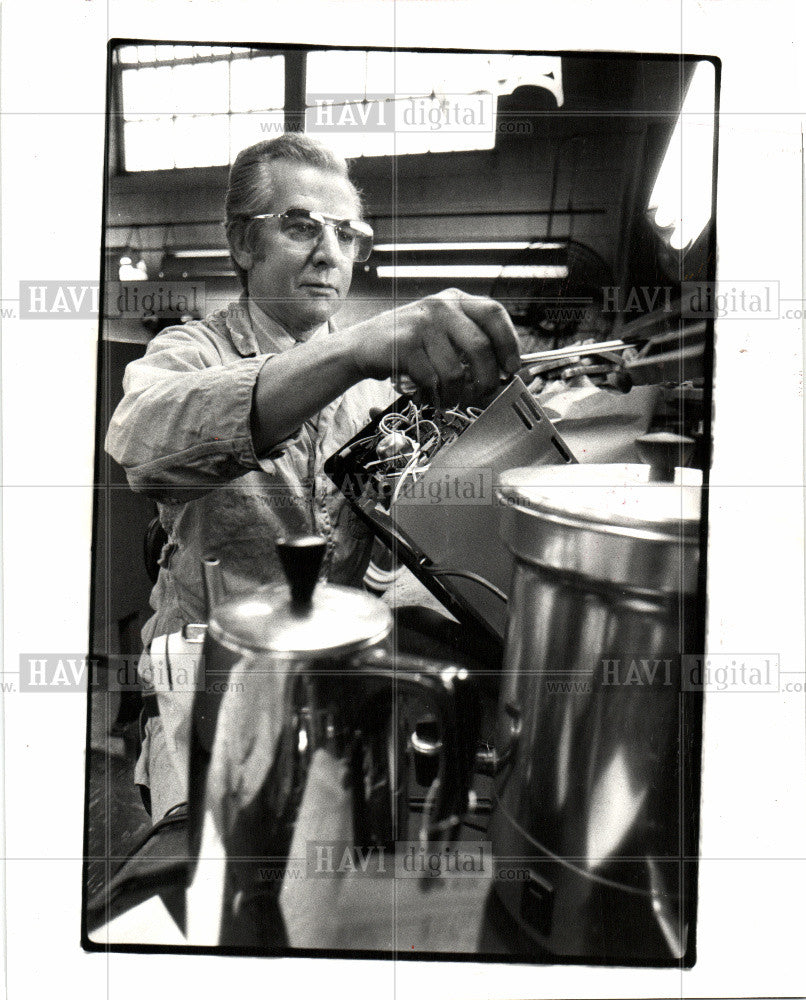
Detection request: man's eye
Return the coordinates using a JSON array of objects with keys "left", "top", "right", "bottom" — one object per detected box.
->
[
  {"left": 337, "top": 228, "right": 357, "bottom": 244},
  {"left": 286, "top": 221, "right": 319, "bottom": 239}
]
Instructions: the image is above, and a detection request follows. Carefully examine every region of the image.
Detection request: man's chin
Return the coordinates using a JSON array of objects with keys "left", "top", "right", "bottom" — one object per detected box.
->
[{"left": 290, "top": 300, "right": 342, "bottom": 337}]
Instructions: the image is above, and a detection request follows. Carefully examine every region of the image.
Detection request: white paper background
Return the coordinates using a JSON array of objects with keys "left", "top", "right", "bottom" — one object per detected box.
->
[{"left": 1, "top": 0, "right": 805, "bottom": 997}]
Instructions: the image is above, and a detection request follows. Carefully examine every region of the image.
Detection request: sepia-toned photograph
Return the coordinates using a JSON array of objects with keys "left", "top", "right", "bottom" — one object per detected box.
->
[{"left": 83, "top": 40, "right": 718, "bottom": 963}]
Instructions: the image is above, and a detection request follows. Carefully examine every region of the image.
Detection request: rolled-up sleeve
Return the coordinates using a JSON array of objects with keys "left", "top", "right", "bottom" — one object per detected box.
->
[{"left": 105, "top": 325, "right": 279, "bottom": 502}]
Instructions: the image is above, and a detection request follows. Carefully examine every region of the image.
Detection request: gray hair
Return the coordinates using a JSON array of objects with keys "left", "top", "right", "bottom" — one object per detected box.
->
[{"left": 225, "top": 134, "right": 362, "bottom": 291}]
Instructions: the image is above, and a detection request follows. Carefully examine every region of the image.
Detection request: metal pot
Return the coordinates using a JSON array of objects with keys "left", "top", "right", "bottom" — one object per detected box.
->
[
  {"left": 185, "top": 536, "right": 477, "bottom": 948},
  {"left": 486, "top": 435, "right": 703, "bottom": 964}
]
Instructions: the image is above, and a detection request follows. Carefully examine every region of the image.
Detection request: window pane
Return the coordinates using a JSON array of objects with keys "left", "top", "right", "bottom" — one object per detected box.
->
[
  {"left": 447, "top": 53, "right": 494, "bottom": 93},
  {"left": 136, "top": 45, "right": 157, "bottom": 64},
  {"left": 230, "top": 111, "right": 284, "bottom": 160},
  {"left": 122, "top": 66, "right": 174, "bottom": 117},
  {"left": 364, "top": 50, "right": 395, "bottom": 95},
  {"left": 173, "top": 61, "right": 229, "bottom": 115},
  {"left": 173, "top": 114, "right": 229, "bottom": 168},
  {"left": 123, "top": 117, "right": 175, "bottom": 170},
  {"left": 171, "top": 44, "right": 196, "bottom": 61},
  {"left": 301, "top": 49, "right": 561, "bottom": 158},
  {"left": 116, "top": 46, "right": 139, "bottom": 65},
  {"left": 120, "top": 49, "right": 291, "bottom": 170},
  {"left": 119, "top": 47, "right": 548, "bottom": 170},
  {"left": 230, "top": 55, "right": 284, "bottom": 113},
  {"left": 306, "top": 49, "right": 367, "bottom": 97},
  {"left": 394, "top": 52, "right": 444, "bottom": 98}
]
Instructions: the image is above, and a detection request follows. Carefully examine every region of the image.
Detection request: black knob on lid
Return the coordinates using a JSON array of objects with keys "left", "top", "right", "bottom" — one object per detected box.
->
[
  {"left": 636, "top": 432, "right": 695, "bottom": 482},
  {"left": 276, "top": 535, "right": 327, "bottom": 608}
]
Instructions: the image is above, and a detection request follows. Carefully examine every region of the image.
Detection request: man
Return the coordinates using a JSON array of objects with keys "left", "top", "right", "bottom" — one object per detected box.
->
[{"left": 106, "top": 134, "right": 520, "bottom": 820}]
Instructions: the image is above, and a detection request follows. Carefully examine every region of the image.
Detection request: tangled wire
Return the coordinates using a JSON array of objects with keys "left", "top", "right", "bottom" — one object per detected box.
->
[{"left": 354, "top": 399, "right": 483, "bottom": 506}]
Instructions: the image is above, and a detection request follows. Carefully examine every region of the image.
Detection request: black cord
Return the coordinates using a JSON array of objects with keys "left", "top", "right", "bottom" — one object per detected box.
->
[{"left": 428, "top": 568, "right": 508, "bottom": 604}]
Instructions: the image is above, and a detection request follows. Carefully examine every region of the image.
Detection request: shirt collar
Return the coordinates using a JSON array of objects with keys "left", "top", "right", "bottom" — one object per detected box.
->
[{"left": 225, "top": 292, "right": 330, "bottom": 357}]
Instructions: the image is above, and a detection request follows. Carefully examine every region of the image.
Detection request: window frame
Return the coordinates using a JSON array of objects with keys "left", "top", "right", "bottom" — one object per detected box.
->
[{"left": 111, "top": 44, "right": 294, "bottom": 174}]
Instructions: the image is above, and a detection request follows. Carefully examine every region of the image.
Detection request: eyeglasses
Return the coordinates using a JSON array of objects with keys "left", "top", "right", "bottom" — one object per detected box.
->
[{"left": 246, "top": 208, "right": 374, "bottom": 262}]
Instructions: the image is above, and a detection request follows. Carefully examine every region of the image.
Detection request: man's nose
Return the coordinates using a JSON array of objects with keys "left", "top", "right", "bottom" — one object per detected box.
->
[{"left": 311, "top": 223, "right": 342, "bottom": 267}]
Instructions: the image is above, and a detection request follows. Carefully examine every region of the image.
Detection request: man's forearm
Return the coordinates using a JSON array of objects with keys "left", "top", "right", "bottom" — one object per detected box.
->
[
  {"left": 250, "top": 289, "right": 521, "bottom": 455},
  {"left": 250, "top": 332, "right": 365, "bottom": 455}
]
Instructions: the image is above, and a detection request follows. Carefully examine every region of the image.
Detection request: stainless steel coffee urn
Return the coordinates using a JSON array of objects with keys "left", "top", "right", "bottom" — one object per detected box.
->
[{"left": 488, "top": 436, "right": 702, "bottom": 964}]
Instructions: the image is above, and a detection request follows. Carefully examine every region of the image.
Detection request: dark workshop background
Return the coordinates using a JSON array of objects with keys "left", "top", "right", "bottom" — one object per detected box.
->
[{"left": 94, "top": 45, "right": 713, "bottom": 662}]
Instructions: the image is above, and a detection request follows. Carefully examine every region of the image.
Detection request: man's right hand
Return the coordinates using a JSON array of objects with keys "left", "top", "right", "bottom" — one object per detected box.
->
[
  {"left": 342, "top": 289, "right": 521, "bottom": 408},
  {"left": 251, "top": 289, "right": 521, "bottom": 456}
]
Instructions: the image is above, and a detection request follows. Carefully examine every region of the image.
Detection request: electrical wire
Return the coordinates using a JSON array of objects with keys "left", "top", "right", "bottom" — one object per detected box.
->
[{"left": 359, "top": 400, "right": 483, "bottom": 507}]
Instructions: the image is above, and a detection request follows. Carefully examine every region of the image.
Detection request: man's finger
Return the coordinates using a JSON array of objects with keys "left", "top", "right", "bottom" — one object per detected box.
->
[
  {"left": 406, "top": 345, "right": 441, "bottom": 407},
  {"left": 455, "top": 294, "right": 521, "bottom": 375},
  {"left": 444, "top": 317, "right": 500, "bottom": 398},
  {"left": 422, "top": 329, "right": 466, "bottom": 407}
]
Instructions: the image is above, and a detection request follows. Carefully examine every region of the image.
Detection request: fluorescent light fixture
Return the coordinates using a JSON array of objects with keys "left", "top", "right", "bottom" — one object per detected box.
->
[
  {"left": 375, "top": 264, "right": 568, "bottom": 279},
  {"left": 372, "top": 241, "right": 566, "bottom": 252},
  {"left": 648, "top": 61, "right": 715, "bottom": 251},
  {"left": 501, "top": 265, "right": 568, "bottom": 279},
  {"left": 169, "top": 271, "right": 236, "bottom": 279},
  {"left": 171, "top": 249, "right": 231, "bottom": 258}
]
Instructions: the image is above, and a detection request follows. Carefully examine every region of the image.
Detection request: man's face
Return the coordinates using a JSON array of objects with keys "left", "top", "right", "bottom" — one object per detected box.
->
[{"left": 243, "top": 161, "right": 360, "bottom": 337}]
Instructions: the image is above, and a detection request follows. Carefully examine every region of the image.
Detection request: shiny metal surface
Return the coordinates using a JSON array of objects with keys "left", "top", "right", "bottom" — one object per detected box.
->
[
  {"left": 519, "top": 337, "right": 633, "bottom": 365},
  {"left": 188, "top": 542, "right": 478, "bottom": 947},
  {"left": 489, "top": 463, "right": 702, "bottom": 963},
  {"left": 392, "top": 376, "right": 576, "bottom": 638},
  {"left": 204, "top": 540, "right": 392, "bottom": 657},
  {"left": 499, "top": 463, "right": 702, "bottom": 531},
  {"left": 497, "top": 464, "right": 701, "bottom": 593},
  {"left": 207, "top": 582, "right": 392, "bottom": 657}
]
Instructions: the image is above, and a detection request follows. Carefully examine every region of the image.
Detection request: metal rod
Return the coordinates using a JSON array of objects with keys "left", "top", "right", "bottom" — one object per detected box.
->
[{"left": 519, "top": 338, "right": 633, "bottom": 366}]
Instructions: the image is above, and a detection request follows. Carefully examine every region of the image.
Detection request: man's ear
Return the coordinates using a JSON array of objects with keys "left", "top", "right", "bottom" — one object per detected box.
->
[
  {"left": 226, "top": 220, "right": 254, "bottom": 272},
  {"left": 230, "top": 245, "right": 253, "bottom": 271}
]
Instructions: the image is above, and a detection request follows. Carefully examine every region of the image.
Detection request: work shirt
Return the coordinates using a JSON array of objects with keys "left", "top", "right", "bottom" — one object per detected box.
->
[{"left": 106, "top": 293, "right": 397, "bottom": 650}]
